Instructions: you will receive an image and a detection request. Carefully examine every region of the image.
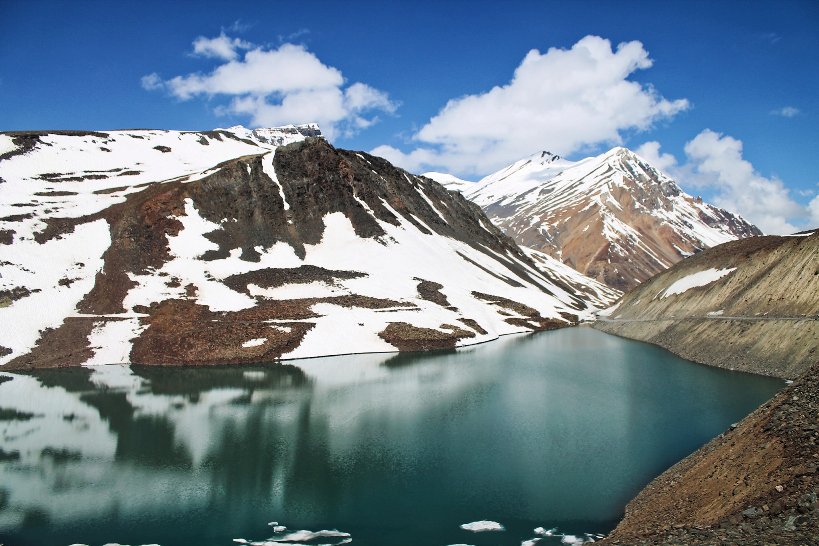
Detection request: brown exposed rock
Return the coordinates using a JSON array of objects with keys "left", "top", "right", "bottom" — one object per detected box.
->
[
  {"left": 223, "top": 266, "right": 366, "bottom": 295},
  {"left": 379, "top": 322, "right": 475, "bottom": 351},
  {"left": 0, "top": 287, "right": 39, "bottom": 305},
  {"left": 0, "top": 133, "right": 42, "bottom": 162},
  {"left": 4, "top": 318, "right": 100, "bottom": 370},
  {"left": 457, "top": 318, "right": 488, "bottom": 335},
  {"left": 472, "top": 291, "right": 570, "bottom": 330},
  {"left": 414, "top": 278, "right": 451, "bottom": 307},
  {"left": 130, "top": 300, "right": 314, "bottom": 366},
  {"left": 33, "top": 190, "right": 78, "bottom": 197},
  {"left": 93, "top": 186, "right": 129, "bottom": 195},
  {"left": 131, "top": 294, "right": 408, "bottom": 365}
]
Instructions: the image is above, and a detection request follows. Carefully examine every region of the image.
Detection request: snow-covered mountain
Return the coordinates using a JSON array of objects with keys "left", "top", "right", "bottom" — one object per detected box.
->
[
  {"left": 0, "top": 125, "right": 618, "bottom": 369},
  {"left": 423, "top": 171, "right": 474, "bottom": 192},
  {"left": 450, "top": 148, "right": 761, "bottom": 291}
]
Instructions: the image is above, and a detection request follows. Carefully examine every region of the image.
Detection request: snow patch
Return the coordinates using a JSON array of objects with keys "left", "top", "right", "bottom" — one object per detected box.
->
[
  {"left": 262, "top": 150, "right": 291, "bottom": 212},
  {"left": 661, "top": 267, "right": 736, "bottom": 298},
  {"left": 0, "top": 219, "right": 111, "bottom": 365},
  {"left": 84, "top": 318, "right": 146, "bottom": 365},
  {"left": 242, "top": 338, "right": 267, "bottom": 348},
  {"left": 0, "top": 134, "right": 19, "bottom": 155}
]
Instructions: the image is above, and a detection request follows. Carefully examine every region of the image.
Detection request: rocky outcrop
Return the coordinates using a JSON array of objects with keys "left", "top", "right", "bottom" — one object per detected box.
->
[
  {"left": 596, "top": 232, "right": 819, "bottom": 379},
  {"left": 0, "top": 127, "right": 619, "bottom": 368},
  {"left": 457, "top": 147, "right": 760, "bottom": 291}
]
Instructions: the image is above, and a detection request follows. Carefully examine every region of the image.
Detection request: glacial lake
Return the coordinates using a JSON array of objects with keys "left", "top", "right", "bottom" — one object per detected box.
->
[{"left": 0, "top": 327, "right": 783, "bottom": 546}]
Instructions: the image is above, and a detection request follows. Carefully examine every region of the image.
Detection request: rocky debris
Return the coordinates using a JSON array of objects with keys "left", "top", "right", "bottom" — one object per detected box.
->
[
  {"left": 223, "top": 266, "right": 367, "bottom": 296},
  {"left": 472, "top": 291, "right": 568, "bottom": 330},
  {"left": 5, "top": 317, "right": 100, "bottom": 370},
  {"left": 378, "top": 322, "right": 475, "bottom": 351},
  {"left": 0, "top": 286, "right": 39, "bottom": 305},
  {"left": 130, "top": 294, "right": 409, "bottom": 366},
  {"left": 0, "top": 133, "right": 43, "bottom": 162},
  {"left": 414, "top": 278, "right": 451, "bottom": 307},
  {"left": 457, "top": 317, "right": 488, "bottom": 335},
  {"left": 130, "top": 300, "right": 314, "bottom": 366},
  {"left": 598, "top": 361, "right": 819, "bottom": 545}
]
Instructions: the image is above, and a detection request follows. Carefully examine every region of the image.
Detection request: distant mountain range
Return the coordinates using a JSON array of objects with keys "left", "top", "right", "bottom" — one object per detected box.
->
[
  {"left": 0, "top": 125, "right": 618, "bottom": 369},
  {"left": 427, "top": 147, "right": 761, "bottom": 291}
]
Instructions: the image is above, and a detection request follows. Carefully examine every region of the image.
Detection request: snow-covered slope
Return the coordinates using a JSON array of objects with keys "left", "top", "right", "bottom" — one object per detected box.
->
[
  {"left": 0, "top": 126, "right": 618, "bottom": 369},
  {"left": 422, "top": 171, "right": 474, "bottom": 192},
  {"left": 462, "top": 148, "right": 761, "bottom": 291}
]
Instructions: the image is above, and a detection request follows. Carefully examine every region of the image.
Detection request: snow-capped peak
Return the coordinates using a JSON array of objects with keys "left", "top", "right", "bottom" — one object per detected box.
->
[
  {"left": 217, "top": 123, "right": 323, "bottom": 149},
  {"left": 459, "top": 145, "right": 761, "bottom": 291}
]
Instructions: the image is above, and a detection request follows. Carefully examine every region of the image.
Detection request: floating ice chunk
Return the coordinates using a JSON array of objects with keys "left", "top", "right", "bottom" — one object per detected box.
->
[
  {"left": 534, "top": 526, "right": 557, "bottom": 536},
  {"left": 279, "top": 529, "right": 352, "bottom": 541},
  {"left": 561, "top": 535, "right": 590, "bottom": 544},
  {"left": 460, "top": 520, "right": 505, "bottom": 532}
]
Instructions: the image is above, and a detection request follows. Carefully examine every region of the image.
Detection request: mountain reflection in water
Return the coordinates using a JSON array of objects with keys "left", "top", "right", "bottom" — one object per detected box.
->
[{"left": 0, "top": 328, "right": 783, "bottom": 546}]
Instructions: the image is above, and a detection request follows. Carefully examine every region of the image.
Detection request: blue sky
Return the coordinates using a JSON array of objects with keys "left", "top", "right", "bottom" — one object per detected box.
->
[{"left": 1, "top": 0, "right": 817, "bottom": 232}]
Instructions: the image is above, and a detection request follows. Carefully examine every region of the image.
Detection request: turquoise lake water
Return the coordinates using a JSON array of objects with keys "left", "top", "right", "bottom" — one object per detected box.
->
[{"left": 0, "top": 327, "right": 783, "bottom": 546}]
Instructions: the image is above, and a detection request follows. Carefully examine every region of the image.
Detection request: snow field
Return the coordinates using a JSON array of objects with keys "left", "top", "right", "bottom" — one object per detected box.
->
[{"left": 661, "top": 267, "right": 737, "bottom": 298}]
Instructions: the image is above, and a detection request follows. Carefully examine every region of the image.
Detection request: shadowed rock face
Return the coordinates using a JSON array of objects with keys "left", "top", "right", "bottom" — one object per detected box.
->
[{"left": 2, "top": 133, "right": 617, "bottom": 369}]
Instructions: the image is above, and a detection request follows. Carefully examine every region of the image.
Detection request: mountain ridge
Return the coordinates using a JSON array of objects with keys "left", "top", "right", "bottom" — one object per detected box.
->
[
  {"left": 0, "top": 125, "right": 618, "bottom": 369},
  {"left": 433, "top": 146, "right": 761, "bottom": 291},
  {"left": 595, "top": 231, "right": 818, "bottom": 379}
]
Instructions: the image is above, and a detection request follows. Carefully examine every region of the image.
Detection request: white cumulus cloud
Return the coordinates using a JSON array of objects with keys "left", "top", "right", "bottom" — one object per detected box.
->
[
  {"left": 142, "top": 36, "right": 396, "bottom": 139},
  {"left": 639, "top": 130, "right": 808, "bottom": 235},
  {"left": 191, "top": 32, "right": 252, "bottom": 61},
  {"left": 635, "top": 141, "right": 679, "bottom": 174},
  {"left": 373, "top": 35, "right": 688, "bottom": 176}
]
